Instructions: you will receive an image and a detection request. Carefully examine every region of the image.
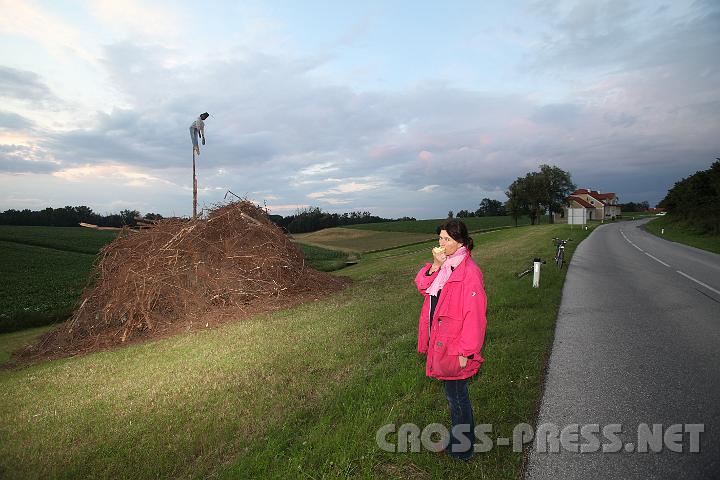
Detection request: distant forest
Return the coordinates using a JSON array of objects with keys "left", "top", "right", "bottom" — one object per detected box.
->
[
  {"left": 0, "top": 205, "right": 415, "bottom": 233},
  {"left": 269, "top": 207, "right": 415, "bottom": 233},
  {"left": 0, "top": 206, "right": 159, "bottom": 228}
]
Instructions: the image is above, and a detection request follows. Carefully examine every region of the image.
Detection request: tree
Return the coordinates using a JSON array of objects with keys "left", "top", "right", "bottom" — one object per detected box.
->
[
  {"left": 476, "top": 198, "right": 505, "bottom": 216},
  {"left": 659, "top": 159, "right": 720, "bottom": 234},
  {"left": 505, "top": 178, "right": 530, "bottom": 227},
  {"left": 120, "top": 209, "right": 141, "bottom": 227},
  {"left": 504, "top": 165, "right": 575, "bottom": 225},
  {"left": 447, "top": 210, "right": 454, "bottom": 218},
  {"left": 538, "top": 164, "right": 576, "bottom": 224}
]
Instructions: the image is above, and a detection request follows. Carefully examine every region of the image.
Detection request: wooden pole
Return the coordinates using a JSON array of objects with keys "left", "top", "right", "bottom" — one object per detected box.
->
[{"left": 193, "top": 151, "right": 197, "bottom": 219}]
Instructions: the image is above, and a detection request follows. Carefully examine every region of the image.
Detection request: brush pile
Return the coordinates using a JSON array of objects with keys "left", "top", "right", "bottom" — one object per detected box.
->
[{"left": 21, "top": 201, "right": 348, "bottom": 361}]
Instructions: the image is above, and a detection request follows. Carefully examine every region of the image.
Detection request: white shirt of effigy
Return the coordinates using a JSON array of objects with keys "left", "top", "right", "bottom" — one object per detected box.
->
[{"left": 191, "top": 117, "right": 205, "bottom": 133}]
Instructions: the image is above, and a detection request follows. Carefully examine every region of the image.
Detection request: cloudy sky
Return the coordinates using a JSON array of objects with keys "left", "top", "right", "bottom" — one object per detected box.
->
[{"left": 1, "top": 0, "right": 718, "bottom": 218}]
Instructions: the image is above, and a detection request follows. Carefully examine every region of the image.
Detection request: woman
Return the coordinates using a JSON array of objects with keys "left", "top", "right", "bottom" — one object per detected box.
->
[{"left": 414, "top": 218, "right": 487, "bottom": 461}]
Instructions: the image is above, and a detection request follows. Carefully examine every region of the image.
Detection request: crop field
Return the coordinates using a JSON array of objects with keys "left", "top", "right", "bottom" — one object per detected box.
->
[
  {"left": 0, "top": 225, "right": 118, "bottom": 254},
  {"left": 295, "top": 243, "right": 350, "bottom": 271},
  {"left": 0, "top": 226, "right": 350, "bottom": 332},
  {"left": 292, "top": 227, "right": 434, "bottom": 253},
  {"left": 0, "top": 241, "right": 98, "bottom": 332},
  {"left": 0, "top": 223, "right": 592, "bottom": 479},
  {"left": 345, "top": 215, "right": 546, "bottom": 234}
]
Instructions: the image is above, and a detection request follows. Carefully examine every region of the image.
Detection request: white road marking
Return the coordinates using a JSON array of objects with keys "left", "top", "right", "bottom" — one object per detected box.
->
[
  {"left": 621, "top": 228, "right": 720, "bottom": 296},
  {"left": 645, "top": 252, "right": 671, "bottom": 267},
  {"left": 620, "top": 230, "right": 644, "bottom": 252},
  {"left": 676, "top": 270, "right": 720, "bottom": 296}
]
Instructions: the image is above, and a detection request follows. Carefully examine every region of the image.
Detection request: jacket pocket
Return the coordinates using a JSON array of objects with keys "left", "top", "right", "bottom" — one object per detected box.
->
[{"left": 432, "top": 337, "right": 463, "bottom": 377}]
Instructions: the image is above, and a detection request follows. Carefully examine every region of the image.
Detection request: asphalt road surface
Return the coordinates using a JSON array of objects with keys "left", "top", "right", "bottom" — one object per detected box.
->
[{"left": 525, "top": 219, "right": 720, "bottom": 479}]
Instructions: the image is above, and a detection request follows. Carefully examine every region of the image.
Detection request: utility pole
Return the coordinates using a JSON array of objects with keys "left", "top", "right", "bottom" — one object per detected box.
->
[{"left": 193, "top": 150, "right": 197, "bottom": 219}]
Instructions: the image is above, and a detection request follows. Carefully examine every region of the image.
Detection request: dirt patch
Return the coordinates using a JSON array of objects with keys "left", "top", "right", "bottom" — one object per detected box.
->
[{"left": 12, "top": 201, "right": 350, "bottom": 365}]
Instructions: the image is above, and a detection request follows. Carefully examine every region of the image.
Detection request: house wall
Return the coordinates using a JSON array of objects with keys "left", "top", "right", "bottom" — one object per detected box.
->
[{"left": 575, "top": 192, "right": 621, "bottom": 219}]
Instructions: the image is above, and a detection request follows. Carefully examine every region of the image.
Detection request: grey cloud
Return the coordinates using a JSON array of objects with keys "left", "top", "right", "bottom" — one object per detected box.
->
[
  {"left": 528, "top": 0, "right": 720, "bottom": 77},
  {"left": 0, "top": 145, "right": 58, "bottom": 174},
  {"left": 0, "top": 66, "right": 57, "bottom": 104},
  {"left": 0, "top": 110, "right": 34, "bottom": 130},
  {"left": 6, "top": 31, "right": 719, "bottom": 217},
  {"left": 603, "top": 111, "right": 636, "bottom": 127},
  {"left": 530, "top": 103, "right": 584, "bottom": 126}
]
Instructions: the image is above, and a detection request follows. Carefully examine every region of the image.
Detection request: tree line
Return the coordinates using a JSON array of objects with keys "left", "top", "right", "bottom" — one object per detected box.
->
[
  {"left": 0, "top": 206, "right": 162, "bottom": 228},
  {"left": 659, "top": 159, "right": 720, "bottom": 234},
  {"left": 269, "top": 207, "right": 415, "bottom": 234},
  {"left": 617, "top": 201, "right": 650, "bottom": 212},
  {"left": 452, "top": 198, "right": 507, "bottom": 218}
]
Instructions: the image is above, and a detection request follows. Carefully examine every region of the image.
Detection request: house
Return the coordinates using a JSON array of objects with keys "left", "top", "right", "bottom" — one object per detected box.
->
[{"left": 553, "top": 189, "right": 621, "bottom": 223}]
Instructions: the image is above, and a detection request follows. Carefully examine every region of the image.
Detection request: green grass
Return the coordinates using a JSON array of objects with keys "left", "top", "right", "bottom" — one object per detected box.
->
[
  {"left": 0, "top": 223, "right": 591, "bottom": 479},
  {"left": 293, "top": 228, "right": 435, "bottom": 253},
  {"left": 0, "top": 326, "right": 55, "bottom": 365},
  {"left": 0, "top": 225, "right": 118, "bottom": 254},
  {"left": 643, "top": 215, "right": 720, "bottom": 254},
  {"left": 345, "top": 216, "right": 547, "bottom": 234},
  {"left": 617, "top": 212, "right": 657, "bottom": 221},
  {"left": 0, "top": 241, "right": 97, "bottom": 333}
]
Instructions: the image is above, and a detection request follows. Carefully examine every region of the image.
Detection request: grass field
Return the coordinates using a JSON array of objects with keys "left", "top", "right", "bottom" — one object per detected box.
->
[
  {"left": 0, "top": 223, "right": 592, "bottom": 479},
  {"left": 643, "top": 215, "right": 720, "bottom": 254},
  {"left": 345, "top": 216, "right": 547, "bottom": 234},
  {"left": 293, "top": 227, "right": 435, "bottom": 253}
]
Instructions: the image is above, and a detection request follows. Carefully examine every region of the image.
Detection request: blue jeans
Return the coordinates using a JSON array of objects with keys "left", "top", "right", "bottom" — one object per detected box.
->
[
  {"left": 443, "top": 378, "right": 475, "bottom": 460},
  {"left": 189, "top": 126, "right": 199, "bottom": 148}
]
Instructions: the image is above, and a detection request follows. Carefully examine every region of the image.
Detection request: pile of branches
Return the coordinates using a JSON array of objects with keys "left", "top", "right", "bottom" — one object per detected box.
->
[{"left": 21, "top": 201, "right": 347, "bottom": 361}]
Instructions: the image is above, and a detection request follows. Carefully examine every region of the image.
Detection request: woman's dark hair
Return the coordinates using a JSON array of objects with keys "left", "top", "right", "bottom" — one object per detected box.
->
[
  {"left": 436, "top": 219, "right": 474, "bottom": 251},
  {"left": 200, "top": 112, "right": 210, "bottom": 119}
]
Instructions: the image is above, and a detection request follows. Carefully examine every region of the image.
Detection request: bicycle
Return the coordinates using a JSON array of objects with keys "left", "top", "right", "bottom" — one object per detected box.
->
[
  {"left": 517, "top": 258, "right": 545, "bottom": 278},
  {"left": 552, "top": 237, "right": 571, "bottom": 269}
]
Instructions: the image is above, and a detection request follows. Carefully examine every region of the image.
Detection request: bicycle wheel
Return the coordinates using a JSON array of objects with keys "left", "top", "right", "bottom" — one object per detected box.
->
[{"left": 558, "top": 249, "right": 564, "bottom": 269}]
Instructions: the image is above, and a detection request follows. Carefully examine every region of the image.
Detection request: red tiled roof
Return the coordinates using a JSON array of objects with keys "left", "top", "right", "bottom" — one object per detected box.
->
[
  {"left": 567, "top": 196, "right": 595, "bottom": 208},
  {"left": 571, "top": 188, "right": 616, "bottom": 202}
]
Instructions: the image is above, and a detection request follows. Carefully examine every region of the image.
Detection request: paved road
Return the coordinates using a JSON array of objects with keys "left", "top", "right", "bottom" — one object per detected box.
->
[{"left": 525, "top": 219, "right": 720, "bottom": 479}]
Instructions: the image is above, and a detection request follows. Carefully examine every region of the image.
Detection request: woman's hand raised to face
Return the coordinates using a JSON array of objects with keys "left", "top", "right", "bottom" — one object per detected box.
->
[{"left": 431, "top": 247, "right": 447, "bottom": 270}]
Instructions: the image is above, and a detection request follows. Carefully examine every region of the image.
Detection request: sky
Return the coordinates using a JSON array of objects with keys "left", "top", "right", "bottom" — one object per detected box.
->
[{"left": 1, "top": 0, "right": 718, "bottom": 219}]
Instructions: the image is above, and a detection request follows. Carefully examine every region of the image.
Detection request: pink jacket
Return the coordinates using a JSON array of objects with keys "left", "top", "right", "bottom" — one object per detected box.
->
[{"left": 414, "top": 254, "right": 487, "bottom": 380}]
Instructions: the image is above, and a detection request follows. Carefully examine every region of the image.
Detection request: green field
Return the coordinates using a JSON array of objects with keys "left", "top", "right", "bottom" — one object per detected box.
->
[
  {"left": 0, "top": 223, "right": 592, "bottom": 479},
  {"left": 295, "top": 243, "right": 350, "bottom": 271},
  {"left": 293, "top": 227, "right": 435, "bottom": 253},
  {"left": 0, "top": 225, "right": 118, "bottom": 254},
  {"left": 644, "top": 215, "right": 720, "bottom": 254},
  {"left": 0, "top": 241, "right": 99, "bottom": 332},
  {"left": 345, "top": 215, "right": 546, "bottom": 234}
]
